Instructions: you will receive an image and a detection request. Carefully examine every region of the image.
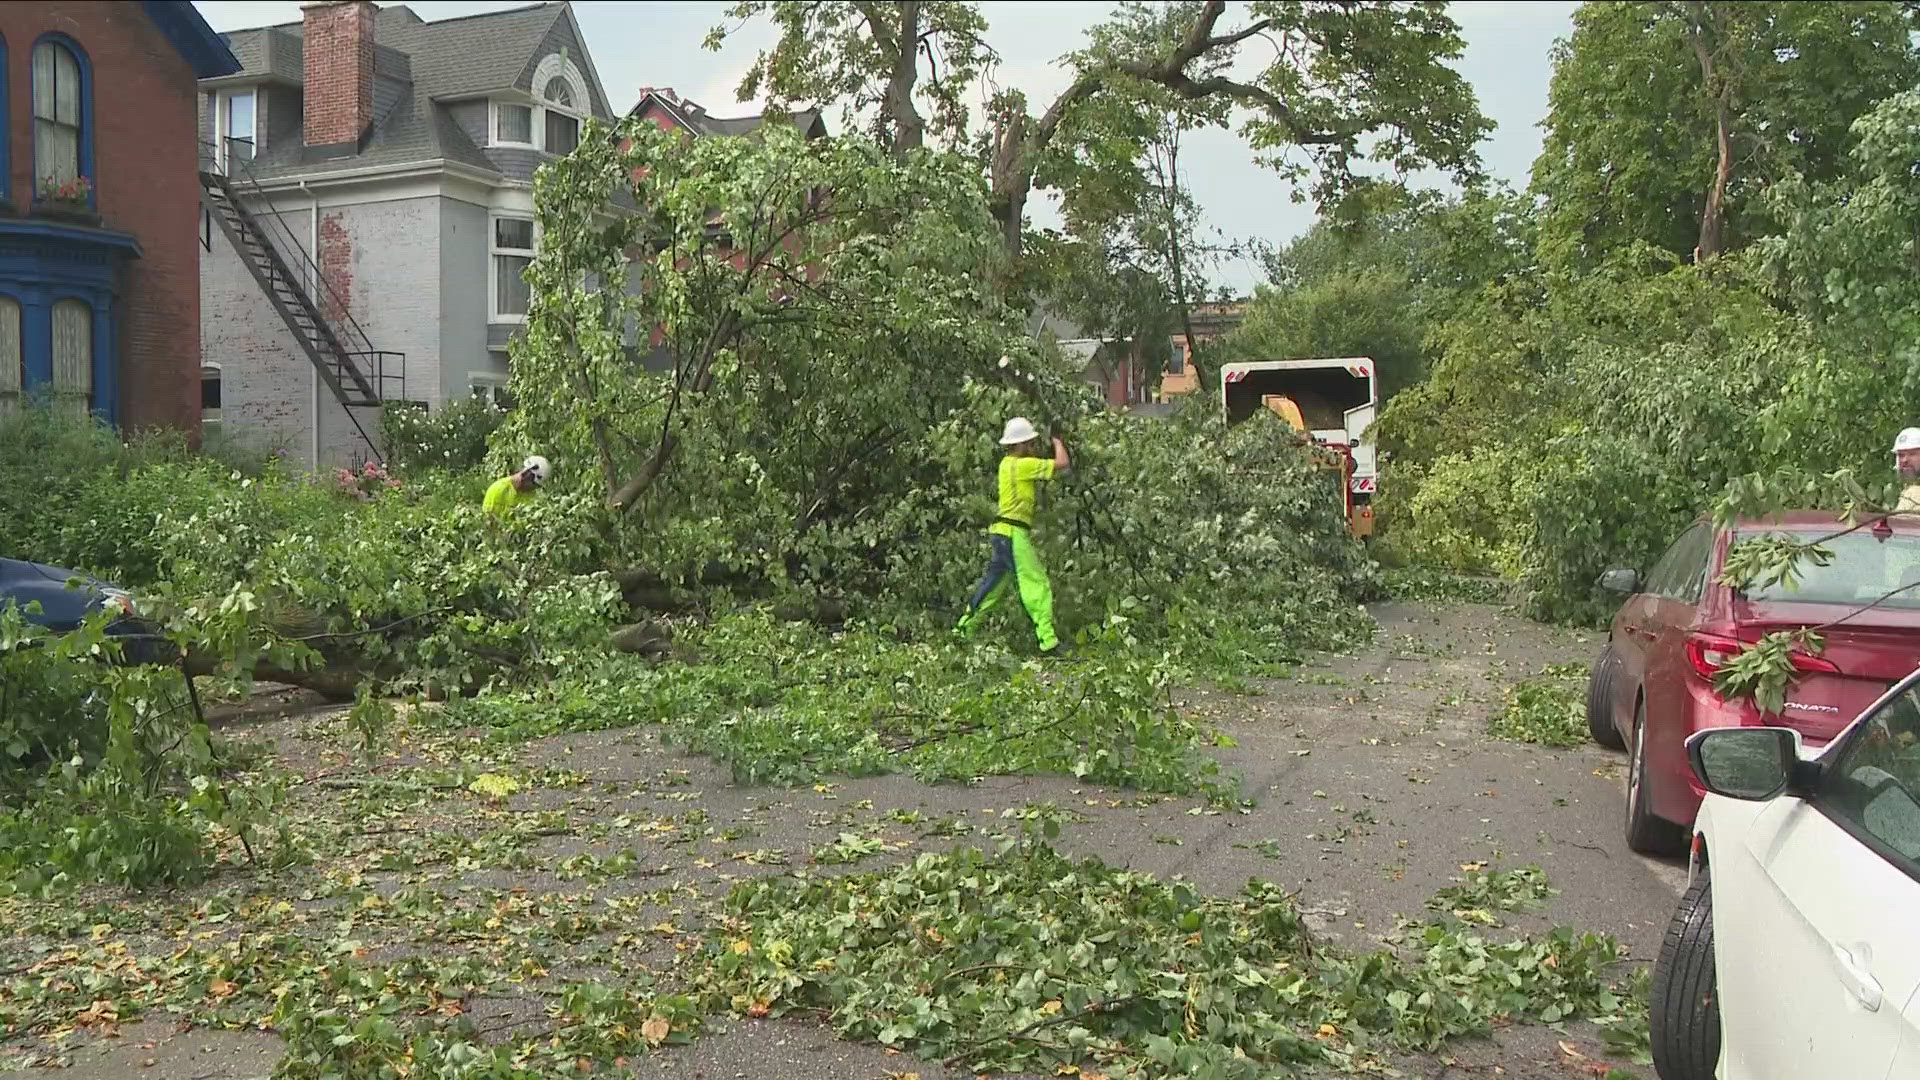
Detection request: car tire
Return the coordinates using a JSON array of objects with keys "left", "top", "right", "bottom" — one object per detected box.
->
[
  {"left": 1650, "top": 870, "right": 1721, "bottom": 1080},
  {"left": 1627, "top": 698, "right": 1687, "bottom": 856},
  {"left": 1587, "top": 646, "right": 1625, "bottom": 750}
]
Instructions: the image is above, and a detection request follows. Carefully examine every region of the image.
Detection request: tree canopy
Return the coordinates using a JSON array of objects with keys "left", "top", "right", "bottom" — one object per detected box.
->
[
  {"left": 1530, "top": 0, "right": 1920, "bottom": 268},
  {"left": 709, "top": 0, "right": 1492, "bottom": 263}
]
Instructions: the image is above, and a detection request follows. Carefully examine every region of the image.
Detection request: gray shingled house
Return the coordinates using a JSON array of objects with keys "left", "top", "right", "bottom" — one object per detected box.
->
[{"left": 197, "top": 0, "right": 619, "bottom": 466}]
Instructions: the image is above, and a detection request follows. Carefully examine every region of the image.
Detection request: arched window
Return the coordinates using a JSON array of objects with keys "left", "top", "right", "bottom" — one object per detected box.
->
[
  {"left": 51, "top": 298, "right": 91, "bottom": 419},
  {"left": 541, "top": 74, "right": 579, "bottom": 155},
  {"left": 0, "top": 298, "right": 19, "bottom": 416},
  {"left": 33, "top": 38, "right": 87, "bottom": 196},
  {"left": 531, "top": 53, "right": 586, "bottom": 156}
]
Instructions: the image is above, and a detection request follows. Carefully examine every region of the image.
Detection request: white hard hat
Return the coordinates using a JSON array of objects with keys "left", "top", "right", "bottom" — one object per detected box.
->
[
  {"left": 521, "top": 454, "right": 551, "bottom": 484},
  {"left": 1895, "top": 428, "right": 1920, "bottom": 455},
  {"left": 1000, "top": 417, "right": 1038, "bottom": 445}
]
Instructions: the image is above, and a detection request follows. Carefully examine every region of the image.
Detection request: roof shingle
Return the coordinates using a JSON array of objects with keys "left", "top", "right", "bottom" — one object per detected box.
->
[{"left": 210, "top": 2, "right": 583, "bottom": 181}]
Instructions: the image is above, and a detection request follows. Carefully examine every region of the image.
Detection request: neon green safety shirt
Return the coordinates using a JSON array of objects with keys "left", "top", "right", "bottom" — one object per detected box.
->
[
  {"left": 988, "top": 456, "right": 1054, "bottom": 538},
  {"left": 483, "top": 475, "right": 528, "bottom": 518}
]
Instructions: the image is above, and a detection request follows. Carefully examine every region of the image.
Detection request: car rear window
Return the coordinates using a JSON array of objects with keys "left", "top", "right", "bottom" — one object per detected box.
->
[{"left": 1735, "top": 529, "right": 1920, "bottom": 609}]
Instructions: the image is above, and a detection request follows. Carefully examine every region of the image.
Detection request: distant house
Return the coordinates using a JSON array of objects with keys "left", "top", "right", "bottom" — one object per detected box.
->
[
  {"left": 1028, "top": 306, "right": 1177, "bottom": 411},
  {"left": 1158, "top": 300, "right": 1248, "bottom": 400},
  {"left": 629, "top": 86, "right": 825, "bottom": 142},
  {"left": 197, "top": 0, "right": 619, "bottom": 466},
  {"left": 623, "top": 88, "right": 827, "bottom": 371},
  {"left": 0, "top": 2, "right": 239, "bottom": 433}
]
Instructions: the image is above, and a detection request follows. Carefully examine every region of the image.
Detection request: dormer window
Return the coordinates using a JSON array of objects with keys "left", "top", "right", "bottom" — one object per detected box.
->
[
  {"left": 493, "top": 102, "right": 533, "bottom": 146},
  {"left": 540, "top": 74, "right": 579, "bottom": 155},
  {"left": 486, "top": 55, "right": 589, "bottom": 154}
]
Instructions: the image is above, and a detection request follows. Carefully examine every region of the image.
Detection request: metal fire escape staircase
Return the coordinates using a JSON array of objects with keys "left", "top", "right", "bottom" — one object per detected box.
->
[{"left": 198, "top": 143, "right": 402, "bottom": 459}]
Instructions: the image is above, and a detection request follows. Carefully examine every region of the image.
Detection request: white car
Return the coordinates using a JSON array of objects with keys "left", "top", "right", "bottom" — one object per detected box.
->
[{"left": 1650, "top": 673, "right": 1920, "bottom": 1079}]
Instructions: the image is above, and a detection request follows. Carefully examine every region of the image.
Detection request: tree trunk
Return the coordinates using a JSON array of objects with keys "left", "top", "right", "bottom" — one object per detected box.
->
[
  {"left": 979, "top": 0, "right": 1299, "bottom": 270},
  {"left": 1699, "top": 89, "right": 1732, "bottom": 262},
  {"left": 1158, "top": 123, "right": 1204, "bottom": 387},
  {"left": 989, "top": 107, "right": 1031, "bottom": 262},
  {"left": 1681, "top": 2, "right": 1731, "bottom": 263},
  {"left": 183, "top": 651, "right": 401, "bottom": 704},
  {"left": 884, "top": 1, "right": 925, "bottom": 158}
]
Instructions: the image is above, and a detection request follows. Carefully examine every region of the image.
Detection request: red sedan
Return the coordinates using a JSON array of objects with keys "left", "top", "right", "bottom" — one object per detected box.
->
[{"left": 1588, "top": 512, "right": 1920, "bottom": 855}]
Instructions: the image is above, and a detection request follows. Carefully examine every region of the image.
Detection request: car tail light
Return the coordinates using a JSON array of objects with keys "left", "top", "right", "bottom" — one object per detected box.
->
[
  {"left": 1790, "top": 651, "right": 1840, "bottom": 675},
  {"left": 1686, "top": 632, "right": 1839, "bottom": 683},
  {"left": 101, "top": 590, "right": 136, "bottom": 618},
  {"left": 1686, "top": 634, "right": 1744, "bottom": 681}
]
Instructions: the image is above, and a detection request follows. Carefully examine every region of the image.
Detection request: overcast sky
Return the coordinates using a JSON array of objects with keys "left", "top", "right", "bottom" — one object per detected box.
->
[{"left": 192, "top": 0, "right": 1579, "bottom": 291}]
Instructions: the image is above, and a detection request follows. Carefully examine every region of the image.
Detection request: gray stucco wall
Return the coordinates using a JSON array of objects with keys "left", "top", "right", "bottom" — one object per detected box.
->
[
  {"left": 440, "top": 199, "right": 496, "bottom": 394},
  {"left": 486, "top": 324, "right": 519, "bottom": 354},
  {"left": 325, "top": 197, "right": 444, "bottom": 413}
]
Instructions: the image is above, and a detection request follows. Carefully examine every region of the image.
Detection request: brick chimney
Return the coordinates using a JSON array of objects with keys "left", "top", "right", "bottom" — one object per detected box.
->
[{"left": 302, "top": 0, "right": 376, "bottom": 153}]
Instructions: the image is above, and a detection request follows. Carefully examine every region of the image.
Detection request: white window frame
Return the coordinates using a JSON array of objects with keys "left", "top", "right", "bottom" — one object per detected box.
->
[
  {"left": 468, "top": 371, "right": 512, "bottom": 409},
  {"left": 214, "top": 88, "right": 257, "bottom": 173},
  {"left": 490, "top": 214, "right": 536, "bottom": 324},
  {"left": 33, "top": 41, "right": 83, "bottom": 191},
  {"left": 529, "top": 53, "right": 589, "bottom": 157},
  {"left": 488, "top": 97, "right": 536, "bottom": 149},
  {"left": 201, "top": 362, "right": 223, "bottom": 427}
]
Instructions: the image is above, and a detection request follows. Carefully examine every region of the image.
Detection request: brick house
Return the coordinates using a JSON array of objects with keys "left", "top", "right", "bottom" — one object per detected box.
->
[
  {"left": 0, "top": 2, "right": 238, "bottom": 433},
  {"left": 625, "top": 88, "right": 825, "bottom": 370},
  {"left": 197, "top": 0, "right": 620, "bottom": 466},
  {"left": 629, "top": 86, "right": 825, "bottom": 142}
]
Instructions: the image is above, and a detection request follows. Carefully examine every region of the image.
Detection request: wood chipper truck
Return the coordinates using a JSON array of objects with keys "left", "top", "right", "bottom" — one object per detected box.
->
[{"left": 1219, "top": 357, "right": 1378, "bottom": 539}]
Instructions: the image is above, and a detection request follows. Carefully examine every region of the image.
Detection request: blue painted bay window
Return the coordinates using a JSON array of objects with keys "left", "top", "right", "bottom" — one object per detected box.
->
[{"left": 0, "top": 219, "right": 137, "bottom": 423}]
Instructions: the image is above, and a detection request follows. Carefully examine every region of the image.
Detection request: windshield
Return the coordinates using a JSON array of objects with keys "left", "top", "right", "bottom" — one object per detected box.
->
[{"left": 1736, "top": 529, "right": 1920, "bottom": 609}]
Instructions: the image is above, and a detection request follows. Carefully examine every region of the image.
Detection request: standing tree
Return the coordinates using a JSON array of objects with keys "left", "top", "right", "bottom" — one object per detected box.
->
[
  {"left": 1532, "top": 0, "right": 1920, "bottom": 269},
  {"left": 709, "top": 1, "right": 993, "bottom": 158},
  {"left": 710, "top": 0, "right": 1491, "bottom": 264}
]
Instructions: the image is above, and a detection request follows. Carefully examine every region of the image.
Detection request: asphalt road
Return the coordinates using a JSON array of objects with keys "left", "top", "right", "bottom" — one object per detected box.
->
[{"left": 20, "top": 600, "right": 1683, "bottom": 1080}]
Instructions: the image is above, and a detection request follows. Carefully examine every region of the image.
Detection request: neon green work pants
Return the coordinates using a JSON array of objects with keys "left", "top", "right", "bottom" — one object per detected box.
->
[{"left": 956, "top": 528, "right": 1057, "bottom": 651}]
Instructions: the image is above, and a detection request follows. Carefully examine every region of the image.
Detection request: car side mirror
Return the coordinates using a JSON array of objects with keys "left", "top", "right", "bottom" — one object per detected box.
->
[
  {"left": 1687, "top": 727, "right": 1801, "bottom": 801},
  {"left": 1599, "top": 568, "right": 1641, "bottom": 595}
]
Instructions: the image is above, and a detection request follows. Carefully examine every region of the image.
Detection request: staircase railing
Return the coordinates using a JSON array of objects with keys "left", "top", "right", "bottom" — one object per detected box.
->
[{"left": 198, "top": 141, "right": 405, "bottom": 450}]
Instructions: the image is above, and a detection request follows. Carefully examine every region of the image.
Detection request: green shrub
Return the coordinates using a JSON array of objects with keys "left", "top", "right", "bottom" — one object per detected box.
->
[{"left": 381, "top": 396, "right": 506, "bottom": 474}]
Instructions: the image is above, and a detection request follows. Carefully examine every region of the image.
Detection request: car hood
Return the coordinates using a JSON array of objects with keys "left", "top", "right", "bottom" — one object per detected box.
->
[{"left": 0, "top": 557, "right": 118, "bottom": 631}]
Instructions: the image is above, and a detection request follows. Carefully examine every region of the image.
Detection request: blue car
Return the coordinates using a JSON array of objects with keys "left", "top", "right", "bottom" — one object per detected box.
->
[{"left": 0, "top": 557, "right": 172, "bottom": 665}]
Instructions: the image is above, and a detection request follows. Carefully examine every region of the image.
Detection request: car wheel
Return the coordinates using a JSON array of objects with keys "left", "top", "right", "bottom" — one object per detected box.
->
[
  {"left": 1626, "top": 698, "right": 1686, "bottom": 856},
  {"left": 1587, "top": 646, "right": 1625, "bottom": 750},
  {"left": 1650, "top": 870, "right": 1721, "bottom": 1080}
]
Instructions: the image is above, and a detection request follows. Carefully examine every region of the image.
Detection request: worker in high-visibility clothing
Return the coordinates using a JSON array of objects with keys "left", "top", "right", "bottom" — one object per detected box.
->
[
  {"left": 1895, "top": 428, "right": 1920, "bottom": 513},
  {"left": 955, "top": 417, "right": 1069, "bottom": 655},
  {"left": 483, "top": 454, "right": 550, "bottom": 521}
]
